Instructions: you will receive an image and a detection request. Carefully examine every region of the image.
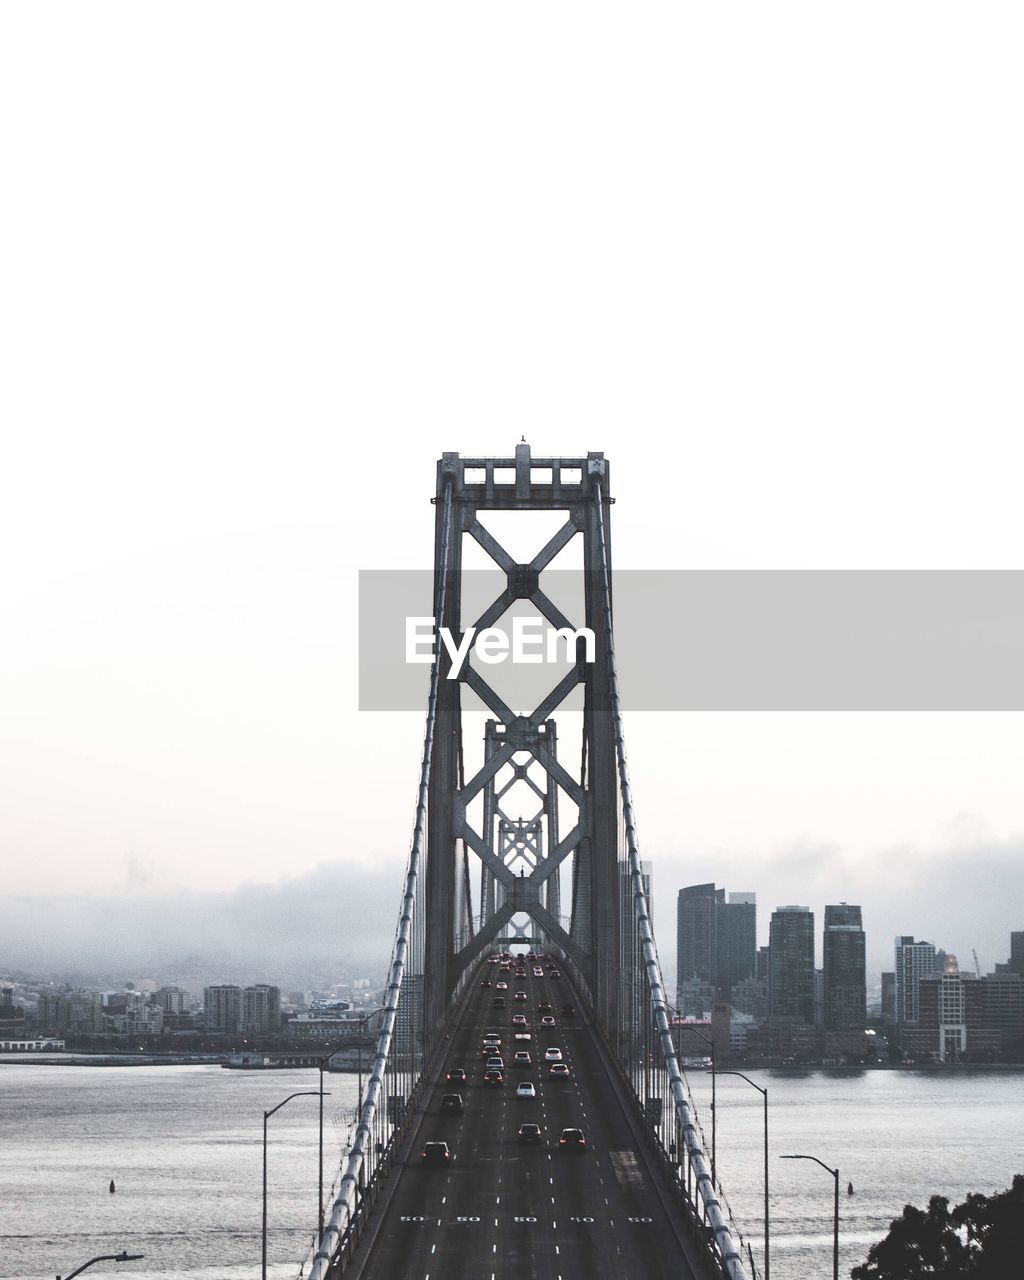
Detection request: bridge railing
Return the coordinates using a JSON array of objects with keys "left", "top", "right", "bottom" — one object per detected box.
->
[{"left": 593, "top": 480, "right": 753, "bottom": 1280}]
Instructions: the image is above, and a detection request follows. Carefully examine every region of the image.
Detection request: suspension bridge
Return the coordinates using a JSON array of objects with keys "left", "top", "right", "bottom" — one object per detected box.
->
[{"left": 304, "top": 447, "right": 758, "bottom": 1280}]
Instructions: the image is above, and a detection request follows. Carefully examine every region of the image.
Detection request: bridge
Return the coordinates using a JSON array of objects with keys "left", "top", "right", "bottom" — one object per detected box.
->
[{"left": 303, "top": 448, "right": 758, "bottom": 1280}]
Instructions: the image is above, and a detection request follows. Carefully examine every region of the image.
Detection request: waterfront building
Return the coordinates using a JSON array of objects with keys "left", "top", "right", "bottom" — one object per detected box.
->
[
  {"left": 894, "top": 936, "right": 945, "bottom": 1024},
  {"left": 717, "top": 893, "right": 756, "bottom": 1001},
  {"left": 768, "top": 906, "right": 815, "bottom": 1024},
  {"left": 676, "top": 883, "right": 756, "bottom": 1006},
  {"left": 203, "top": 984, "right": 242, "bottom": 1033},
  {"left": 240, "top": 984, "right": 281, "bottom": 1034},
  {"left": 823, "top": 903, "right": 867, "bottom": 1030}
]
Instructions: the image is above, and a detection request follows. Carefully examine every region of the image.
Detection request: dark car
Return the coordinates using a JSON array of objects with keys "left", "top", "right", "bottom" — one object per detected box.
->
[
  {"left": 446, "top": 1067, "right": 467, "bottom": 1083},
  {"left": 518, "top": 1122, "right": 543, "bottom": 1145},
  {"left": 440, "top": 1093, "right": 464, "bottom": 1115},
  {"left": 421, "top": 1141, "right": 452, "bottom": 1166},
  {"left": 561, "top": 1005, "right": 576, "bottom": 1018},
  {"left": 493, "top": 996, "right": 506, "bottom": 1008},
  {"left": 481, "top": 978, "right": 492, "bottom": 987},
  {"left": 482, "top": 1069, "right": 504, "bottom": 1087},
  {"left": 538, "top": 1001, "right": 553, "bottom": 1012},
  {"left": 558, "top": 1127, "right": 586, "bottom": 1151}
]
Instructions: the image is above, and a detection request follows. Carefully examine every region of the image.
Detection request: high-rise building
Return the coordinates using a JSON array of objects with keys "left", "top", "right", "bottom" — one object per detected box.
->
[
  {"left": 717, "top": 893, "right": 757, "bottom": 1001},
  {"left": 894, "top": 937, "right": 945, "bottom": 1024},
  {"left": 676, "top": 884, "right": 756, "bottom": 1006},
  {"left": 881, "top": 972, "right": 896, "bottom": 1024},
  {"left": 1010, "top": 932, "right": 1024, "bottom": 978},
  {"left": 204, "top": 984, "right": 242, "bottom": 1033},
  {"left": 676, "top": 884, "right": 722, "bottom": 1004},
  {"left": 768, "top": 906, "right": 815, "bottom": 1024},
  {"left": 240, "top": 985, "right": 281, "bottom": 1034},
  {"left": 154, "top": 986, "right": 188, "bottom": 1015},
  {"left": 823, "top": 904, "right": 866, "bottom": 1030}
]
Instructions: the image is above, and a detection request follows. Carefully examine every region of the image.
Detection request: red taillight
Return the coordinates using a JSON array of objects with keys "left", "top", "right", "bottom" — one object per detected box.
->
[{"left": 559, "top": 1138, "right": 566, "bottom": 1144}]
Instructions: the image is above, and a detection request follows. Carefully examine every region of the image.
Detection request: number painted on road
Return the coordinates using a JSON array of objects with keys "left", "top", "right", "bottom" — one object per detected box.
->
[
  {"left": 400, "top": 1215, "right": 425, "bottom": 1222},
  {"left": 569, "top": 1215, "right": 595, "bottom": 1222},
  {"left": 455, "top": 1215, "right": 481, "bottom": 1222},
  {"left": 627, "top": 1216, "right": 653, "bottom": 1222},
  {"left": 514, "top": 1215, "right": 538, "bottom": 1222}
]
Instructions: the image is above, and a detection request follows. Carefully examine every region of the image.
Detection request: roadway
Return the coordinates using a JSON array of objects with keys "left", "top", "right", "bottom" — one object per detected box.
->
[{"left": 350, "top": 954, "right": 702, "bottom": 1280}]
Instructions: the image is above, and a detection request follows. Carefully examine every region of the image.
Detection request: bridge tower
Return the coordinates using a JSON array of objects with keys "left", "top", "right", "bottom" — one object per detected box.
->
[{"left": 421, "top": 445, "right": 620, "bottom": 1054}]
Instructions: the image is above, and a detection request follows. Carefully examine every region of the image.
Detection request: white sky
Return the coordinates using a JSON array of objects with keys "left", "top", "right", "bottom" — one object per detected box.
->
[{"left": 2, "top": 5, "right": 1022, "bottom": 975}]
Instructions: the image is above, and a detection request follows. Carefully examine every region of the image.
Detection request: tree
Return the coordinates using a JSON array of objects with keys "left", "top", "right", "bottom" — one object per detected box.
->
[
  {"left": 852, "top": 1195, "right": 970, "bottom": 1279},
  {"left": 952, "top": 1175, "right": 1024, "bottom": 1279},
  {"left": 852, "top": 1178, "right": 1024, "bottom": 1279}
]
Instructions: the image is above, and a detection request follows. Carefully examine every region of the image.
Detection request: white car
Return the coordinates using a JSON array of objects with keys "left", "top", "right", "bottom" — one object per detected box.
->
[
  {"left": 516, "top": 1081, "right": 536, "bottom": 1098},
  {"left": 544, "top": 1047, "right": 563, "bottom": 1062}
]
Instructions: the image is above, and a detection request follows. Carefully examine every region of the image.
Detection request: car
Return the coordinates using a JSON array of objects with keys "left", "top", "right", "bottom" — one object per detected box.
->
[
  {"left": 485, "top": 1055, "right": 504, "bottom": 1070},
  {"left": 493, "top": 997, "right": 506, "bottom": 1008},
  {"left": 513, "top": 1051, "right": 531, "bottom": 1067},
  {"left": 481, "top": 1035, "right": 501, "bottom": 1047},
  {"left": 447, "top": 1067, "right": 467, "bottom": 1083},
  {"left": 440, "top": 1093, "right": 464, "bottom": 1115},
  {"left": 538, "top": 1001, "right": 553, "bottom": 1012},
  {"left": 513, "top": 1031, "right": 532, "bottom": 1041},
  {"left": 514, "top": 991, "right": 527, "bottom": 1001},
  {"left": 544, "top": 1047, "right": 563, "bottom": 1061},
  {"left": 561, "top": 1005, "right": 576, "bottom": 1018},
  {"left": 516, "top": 1081, "right": 537, "bottom": 1098},
  {"left": 533, "top": 967, "right": 544, "bottom": 976},
  {"left": 421, "top": 1141, "right": 452, "bottom": 1165},
  {"left": 558, "top": 1128, "right": 586, "bottom": 1151},
  {"left": 482, "top": 1069, "right": 504, "bottom": 1086},
  {"left": 540, "top": 1015, "right": 556, "bottom": 1027},
  {"left": 481, "top": 979, "right": 492, "bottom": 987},
  {"left": 550, "top": 971, "right": 561, "bottom": 980},
  {"left": 496, "top": 981, "right": 508, "bottom": 990},
  {"left": 512, "top": 1014, "right": 528, "bottom": 1026},
  {"left": 548, "top": 1063, "right": 570, "bottom": 1079}
]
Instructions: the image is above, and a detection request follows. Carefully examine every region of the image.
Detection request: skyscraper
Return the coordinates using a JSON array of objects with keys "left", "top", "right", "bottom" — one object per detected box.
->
[
  {"left": 676, "top": 884, "right": 756, "bottom": 1007},
  {"left": 768, "top": 906, "right": 815, "bottom": 1024},
  {"left": 717, "top": 893, "right": 757, "bottom": 1001},
  {"left": 676, "top": 884, "right": 722, "bottom": 1004},
  {"left": 895, "top": 936, "right": 945, "bottom": 1024},
  {"left": 823, "top": 903, "right": 866, "bottom": 1030}
]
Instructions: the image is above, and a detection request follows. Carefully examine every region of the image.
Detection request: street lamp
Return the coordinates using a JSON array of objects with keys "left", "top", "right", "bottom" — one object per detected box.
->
[
  {"left": 781, "top": 1153, "right": 839, "bottom": 1280},
  {"left": 716, "top": 1071, "right": 769, "bottom": 1280},
  {"left": 263, "top": 1090, "right": 329, "bottom": 1280},
  {"left": 667, "top": 1005, "right": 717, "bottom": 1188},
  {"left": 57, "top": 1253, "right": 144, "bottom": 1280}
]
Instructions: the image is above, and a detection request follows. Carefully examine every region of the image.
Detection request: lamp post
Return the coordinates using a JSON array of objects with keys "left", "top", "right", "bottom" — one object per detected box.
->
[
  {"left": 667, "top": 1005, "right": 717, "bottom": 1188},
  {"left": 263, "top": 1090, "right": 328, "bottom": 1280},
  {"left": 57, "top": 1253, "right": 144, "bottom": 1280},
  {"left": 781, "top": 1153, "right": 839, "bottom": 1280},
  {"left": 716, "top": 1071, "right": 769, "bottom": 1280}
]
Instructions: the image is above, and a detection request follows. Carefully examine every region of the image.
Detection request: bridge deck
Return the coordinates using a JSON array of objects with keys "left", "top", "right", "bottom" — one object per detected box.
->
[{"left": 350, "top": 963, "right": 704, "bottom": 1280}]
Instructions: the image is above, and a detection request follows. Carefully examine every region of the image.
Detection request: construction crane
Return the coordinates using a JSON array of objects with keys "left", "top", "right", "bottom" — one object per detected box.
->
[{"left": 972, "top": 948, "right": 982, "bottom": 978}]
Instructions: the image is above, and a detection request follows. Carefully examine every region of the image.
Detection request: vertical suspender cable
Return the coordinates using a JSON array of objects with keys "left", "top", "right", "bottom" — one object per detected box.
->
[
  {"left": 306, "top": 480, "right": 454, "bottom": 1280},
  {"left": 593, "top": 480, "right": 749, "bottom": 1280}
]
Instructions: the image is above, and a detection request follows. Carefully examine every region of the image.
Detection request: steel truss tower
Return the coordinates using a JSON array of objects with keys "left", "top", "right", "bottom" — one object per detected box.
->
[{"left": 422, "top": 445, "right": 619, "bottom": 1052}]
